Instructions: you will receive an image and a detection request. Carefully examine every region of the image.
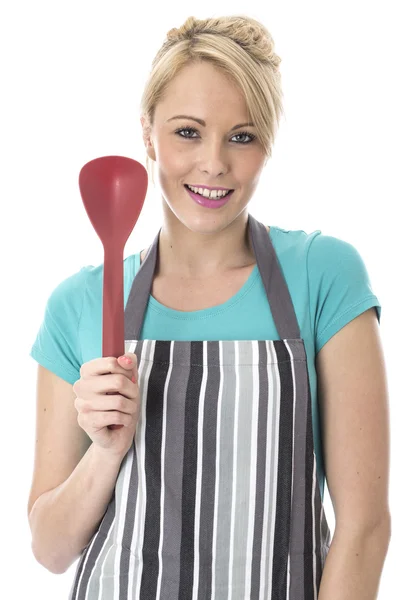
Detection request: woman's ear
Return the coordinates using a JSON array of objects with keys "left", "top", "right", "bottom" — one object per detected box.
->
[{"left": 140, "top": 116, "right": 156, "bottom": 162}]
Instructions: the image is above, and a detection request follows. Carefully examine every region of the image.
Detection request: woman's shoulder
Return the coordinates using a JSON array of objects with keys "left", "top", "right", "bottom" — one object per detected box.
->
[
  {"left": 269, "top": 224, "right": 377, "bottom": 300},
  {"left": 268, "top": 223, "right": 322, "bottom": 262},
  {"left": 269, "top": 223, "right": 362, "bottom": 261},
  {"left": 44, "top": 265, "right": 93, "bottom": 309},
  {"left": 35, "top": 263, "right": 105, "bottom": 334},
  {"left": 29, "top": 266, "right": 94, "bottom": 385}
]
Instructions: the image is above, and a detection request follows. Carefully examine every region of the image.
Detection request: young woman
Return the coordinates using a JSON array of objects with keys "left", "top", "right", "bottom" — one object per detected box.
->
[{"left": 27, "top": 15, "right": 391, "bottom": 600}]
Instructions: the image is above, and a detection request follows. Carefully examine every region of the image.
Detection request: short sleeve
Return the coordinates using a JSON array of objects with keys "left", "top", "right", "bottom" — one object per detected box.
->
[
  {"left": 29, "top": 266, "right": 91, "bottom": 385},
  {"left": 307, "top": 233, "right": 381, "bottom": 354}
]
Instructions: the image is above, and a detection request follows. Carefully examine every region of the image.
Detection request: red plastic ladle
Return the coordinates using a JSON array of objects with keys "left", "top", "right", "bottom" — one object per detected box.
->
[{"left": 79, "top": 156, "right": 148, "bottom": 429}]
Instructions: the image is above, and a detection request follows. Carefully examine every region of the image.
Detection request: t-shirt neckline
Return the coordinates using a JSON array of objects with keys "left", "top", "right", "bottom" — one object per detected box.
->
[{"left": 135, "top": 225, "right": 274, "bottom": 319}]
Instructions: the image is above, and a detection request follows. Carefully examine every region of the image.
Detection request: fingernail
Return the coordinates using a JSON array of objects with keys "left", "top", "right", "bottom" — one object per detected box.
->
[
  {"left": 132, "top": 376, "right": 136, "bottom": 383},
  {"left": 120, "top": 356, "right": 132, "bottom": 364}
]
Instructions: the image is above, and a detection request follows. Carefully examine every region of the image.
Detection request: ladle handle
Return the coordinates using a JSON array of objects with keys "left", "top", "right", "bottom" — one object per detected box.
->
[
  {"left": 103, "top": 242, "right": 125, "bottom": 431},
  {"left": 102, "top": 243, "right": 125, "bottom": 358}
]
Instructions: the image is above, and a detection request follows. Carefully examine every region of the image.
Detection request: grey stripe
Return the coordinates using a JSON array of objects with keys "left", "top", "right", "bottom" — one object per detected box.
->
[
  {"left": 250, "top": 341, "right": 269, "bottom": 598},
  {"left": 288, "top": 339, "right": 308, "bottom": 599},
  {"left": 197, "top": 341, "right": 220, "bottom": 599},
  {"left": 231, "top": 341, "right": 254, "bottom": 595},
  {"left": 90, "top": 533, "right": 115, "bottom": 598},
  {"left": 158, "top": 341, "right": 189, "bottom": 599},
  {"left": 213, "top": 341, "right": 236, "bottom": 593},
  {"left": 263, "top": 340, "right": 281, "bottom": 597}
]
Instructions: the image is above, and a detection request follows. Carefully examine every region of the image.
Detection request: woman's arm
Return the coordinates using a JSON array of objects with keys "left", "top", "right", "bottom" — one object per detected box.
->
[{"left": 316, "top": 307, "right": 391, "bottom": 600}]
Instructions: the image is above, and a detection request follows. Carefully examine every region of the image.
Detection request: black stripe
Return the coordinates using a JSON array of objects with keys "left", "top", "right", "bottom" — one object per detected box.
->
[
  {"left": 140, "top": 341, "right": 170, "bottom": 600},
  {"left": 303, "top": 372, "right": 315, "bottom": 597},
  {"left": 198, "top": 341, "right": 220, "bottom": 600},
  {"left": 119, "top": 441, "right": 139, "bottom": 599},
  {"left": 178, "top": 341, "right": 203, "bottom": 600},
  {"left": 250, "top": 342, "right": 269, "bottom": 599},
  {"left": 271, "top": 341, "right": 294, "bottom": 593}
]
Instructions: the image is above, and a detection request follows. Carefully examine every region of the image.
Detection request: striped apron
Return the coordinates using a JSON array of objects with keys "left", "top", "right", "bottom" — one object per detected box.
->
[{"left": 69, "top": 213, "right": 331, "bottom": 600}]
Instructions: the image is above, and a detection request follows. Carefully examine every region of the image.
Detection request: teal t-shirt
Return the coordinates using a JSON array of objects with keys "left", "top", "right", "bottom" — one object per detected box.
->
[{"left": 30, "top": 224, "right": 381, "bottom": 500}]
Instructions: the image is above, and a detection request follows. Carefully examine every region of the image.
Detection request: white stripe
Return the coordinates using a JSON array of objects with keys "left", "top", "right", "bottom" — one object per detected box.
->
[
  {"left": 287, "top": 553, "right": 291, "bottom": 599},
  {"left": 268, "top": 340, "right": 281, "bottom": 600},
  {"left": 126, "top": 341, "right": 143, "bottom": 598},
  {"left": 131, "top": 339, "right": 154, "bottom": 600},
  {"left": 192, "top": 341, "right": 208, "bottom": 599},
  {"left": 284, "top": 339, "right": 296, "bottom": 598},
  {"left": 227, "top": 341, "right": 240, "bottom": 600},
  {"left": 126, "top": 343, "right": 147, "bottom": 600},
  {"left": 312, "top": 455, "right": 317, "bottom": 599},
  {"left": 320, "top": 502, "right": 324, "bottom": 568},
  {"left": 244, "top": 341, "right": 260, "bottom": 597},
  {"left": 211, "top": 341, "right": 224, "bottom": 600},
  {"left": 260, "top": 340, "right": 280, "bottom": 600},
  {"left": 323, "top": 497, "right": 332, "bottom": 552},
  {"left": 155, "top": 341, "right": 174, "bottom": 600}
]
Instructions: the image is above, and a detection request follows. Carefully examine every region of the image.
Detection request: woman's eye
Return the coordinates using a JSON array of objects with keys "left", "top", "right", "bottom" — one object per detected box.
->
[
  {"left": 175, "top": 127, "right": 255, "bottom": 144},
  {"left": 233, "top": 132, "right": 255, "bottom": 143},
  {"left": 177, "top": 128, "right": 198, "bottom": 138}
]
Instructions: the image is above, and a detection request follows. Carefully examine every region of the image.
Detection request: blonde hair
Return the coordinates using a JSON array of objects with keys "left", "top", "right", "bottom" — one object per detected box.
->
[{"left": 140, "top": 15, "right": 283, "bottom": 185}]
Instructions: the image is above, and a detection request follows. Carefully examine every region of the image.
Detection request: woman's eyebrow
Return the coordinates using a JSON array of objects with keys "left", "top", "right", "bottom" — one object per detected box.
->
[{"left": 166, "top": 115, "right": 255, "bottom": 131}]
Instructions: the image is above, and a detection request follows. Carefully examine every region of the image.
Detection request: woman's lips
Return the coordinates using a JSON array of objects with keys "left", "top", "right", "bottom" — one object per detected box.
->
[{"left": 184, "top": 184, "right": 234, "bottom": 208}]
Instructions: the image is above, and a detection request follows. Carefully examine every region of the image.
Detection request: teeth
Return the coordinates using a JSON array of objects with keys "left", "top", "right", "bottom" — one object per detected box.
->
[{"left": 187, "top": 184, "right": 230, "bottom": 199}]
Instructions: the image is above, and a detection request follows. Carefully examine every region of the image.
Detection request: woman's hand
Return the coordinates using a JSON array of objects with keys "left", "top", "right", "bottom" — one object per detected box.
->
[{"left": 73, "top": 353, "right": 140, "bottom": 459}]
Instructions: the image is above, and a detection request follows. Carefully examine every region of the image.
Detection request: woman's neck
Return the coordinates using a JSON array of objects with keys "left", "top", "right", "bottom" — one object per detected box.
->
[{"left": 140, "top": 215, "right": 269, "bottom": 280}]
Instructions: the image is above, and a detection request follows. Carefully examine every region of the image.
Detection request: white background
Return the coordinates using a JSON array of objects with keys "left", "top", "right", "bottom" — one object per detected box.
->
[{"left": 1, "top": 1, "right": 398, "bottom": 597}]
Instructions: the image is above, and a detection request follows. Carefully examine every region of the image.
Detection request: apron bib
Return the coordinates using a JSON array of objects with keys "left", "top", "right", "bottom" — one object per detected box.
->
[{"left": 69, "top": 213, "right": 331, "bottom": 600}]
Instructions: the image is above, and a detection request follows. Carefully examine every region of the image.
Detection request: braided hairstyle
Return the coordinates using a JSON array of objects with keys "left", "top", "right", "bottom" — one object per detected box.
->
[{"left": 140, "top": 15, "right": 283, "bottom": 184}]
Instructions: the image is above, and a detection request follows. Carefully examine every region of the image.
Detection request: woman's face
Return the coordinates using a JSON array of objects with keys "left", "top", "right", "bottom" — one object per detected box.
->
[{"left": 141, "top": 61, "right": 267, "bottom": 234}]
